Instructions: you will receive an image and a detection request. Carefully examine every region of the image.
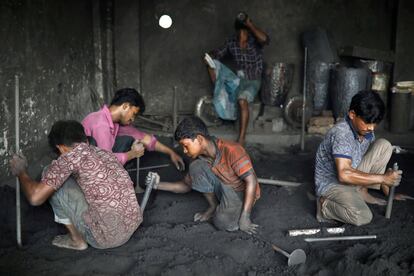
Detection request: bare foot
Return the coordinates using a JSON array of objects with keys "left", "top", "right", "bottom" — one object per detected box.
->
[
  {"left": 358, "top": 188, "right": 387, "bottom": 205},
  {"left": 52, "top": 235, "right": 88, "bottom": 250},
  {"left": 194, "top": 208, "right": 215, "bottom": 222}
]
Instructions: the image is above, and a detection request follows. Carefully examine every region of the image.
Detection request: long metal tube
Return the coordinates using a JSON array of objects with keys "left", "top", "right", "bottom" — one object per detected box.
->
[
  {"left": 127, "top": 163, "right": 170, "bottom": 172},
  {"left": 257, "top": 178, "right": 302, "bottom": 187},
  {"left": 300, "top": 47, "right": 308, "bottom": 151},
  {"left": 304, "top": 235, "right": 377, "bottom": 242},
  {"left": 15, "top": 75, "right": 22, "bottom": 247},
  {"left": 172, "top": 86, "right": 178, "bottom": 131},
  {"left": 385, "top": 163, "right": 398, "bottom": 219}
]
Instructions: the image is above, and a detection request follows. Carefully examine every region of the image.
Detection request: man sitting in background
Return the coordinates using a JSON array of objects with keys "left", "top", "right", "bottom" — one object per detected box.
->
[
  {"left": 82, "top": 87, "right": 184, "bottom": 172},
  {"left": 10, "top": 120, "right": 141, "bottom": 250},
  {"left": 315, "top": 90, "right": 403, "bottom": 226},
  {"left": 204, "top": 12, "right": 269, "bottom": 145}
]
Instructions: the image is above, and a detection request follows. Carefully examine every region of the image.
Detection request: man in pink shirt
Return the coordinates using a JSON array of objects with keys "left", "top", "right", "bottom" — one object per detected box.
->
[
  {"left": 10, "top": 120, "right": 141, "bottom": 250},
  {"left": 82, "top": 88, "right": 184, "bottom": 172}
]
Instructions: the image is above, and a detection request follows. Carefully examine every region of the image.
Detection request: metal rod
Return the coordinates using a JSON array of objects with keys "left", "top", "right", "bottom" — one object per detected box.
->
[
  {"left": 289, "top": 228, "right": 320, "bottom": 237},
  {"left": 140, "top": 172, "right": 157, "bottom": 212},
  {"left": 300, "top": 47, "right": 308, "bottom": 151},
  {"left": 271, "top": 244, "right": 290, "bottom": 258},
  {"left": 257, "top": 178, "right": 302, "bottom": 187},
  {"left": 172, "top": 86, "right": 178, "bottom": 132},
  {"left": 134, "top": 157, "right": 145, "bottom": 194},
  {"left": 136, "top": 157, "right": 140, "bottom": 187},
  {"left": 15, "top": 75, "right": 22, "bottom": 247},
  {"left": 137, "top": 115, "right": 169, "bottom": 128},
  {"left": 304, "top": 235, "right": 377, "bottom": 242},
  {"left": 385, "top": 163, "right": 398, "bottom": 219},
  {"left": 288, "top": 227, "right": 345, "bottom": 237},
  {"left": 127, "top": 163, "right": 170, "bottom": 172}
]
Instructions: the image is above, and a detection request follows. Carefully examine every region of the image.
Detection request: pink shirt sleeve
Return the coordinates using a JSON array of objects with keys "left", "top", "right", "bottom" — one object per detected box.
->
[
  {"left": 83, "top": 123, "right": 129, "bottom": 165},
  {"left": 118, "top": 125, "right": 157, "bottom": 151}
]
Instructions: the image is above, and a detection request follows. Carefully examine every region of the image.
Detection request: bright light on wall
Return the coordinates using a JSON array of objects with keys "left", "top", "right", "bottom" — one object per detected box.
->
[{"left": 159, "top": 15, "right": 172, "bottom": 29}]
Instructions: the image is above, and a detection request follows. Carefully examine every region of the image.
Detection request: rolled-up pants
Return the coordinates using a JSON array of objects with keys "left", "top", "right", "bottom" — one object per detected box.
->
[
  {"left": 189, "top": 159, "right": 244, "bottom": 231},
  {"left": 320, "top": 138, "right": 393, "bottom": 226}
]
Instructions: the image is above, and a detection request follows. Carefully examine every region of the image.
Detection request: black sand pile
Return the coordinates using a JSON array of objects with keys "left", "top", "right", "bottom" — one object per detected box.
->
[{"left": 1, "top": 147, "right": 413, "bottom": 275}]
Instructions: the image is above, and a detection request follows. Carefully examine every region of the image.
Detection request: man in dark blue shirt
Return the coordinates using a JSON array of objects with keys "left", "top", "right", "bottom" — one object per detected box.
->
[{"left": 315, "top": 91, "right": 403, "bottom": 226}]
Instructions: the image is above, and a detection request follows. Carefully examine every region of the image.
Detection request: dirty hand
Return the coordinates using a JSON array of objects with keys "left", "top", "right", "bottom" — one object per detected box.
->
[
  {"left": 144, "top": 172, "right": 160, "bottom": 190},
  {"left": 131, "top": 140, "right": 145, "bottom": 158},
  {"left": 9, "top": 153, "right": 28, "bottom": 176},
  {"left": 383, "top": 168, "right": 403, "bottom": 187},
  {"left": 170, "top": 152, "right": 185, "bottom": 171},
  {"left": 239, "top": 211, "right": 259, "bottom": 235}
]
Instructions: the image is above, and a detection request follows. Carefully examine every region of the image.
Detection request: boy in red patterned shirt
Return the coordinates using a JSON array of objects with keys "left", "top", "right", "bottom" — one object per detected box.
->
[
  {"left": 154, "top": 117, "right": 260, "bottom": 234},
  {"left": 9, "top": 120, "right": 141, "bottom": 250}
]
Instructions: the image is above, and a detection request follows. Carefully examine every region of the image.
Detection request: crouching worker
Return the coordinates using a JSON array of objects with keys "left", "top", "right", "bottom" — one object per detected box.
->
[
  {"left": 9, "top": 120, "right": 141, "bottom": 250},
  {"left": 315, "top": 90, "right": 403, "bottom": 226},
  {"left": 152, "top": 117, "right": 260, "bottom": 234}
]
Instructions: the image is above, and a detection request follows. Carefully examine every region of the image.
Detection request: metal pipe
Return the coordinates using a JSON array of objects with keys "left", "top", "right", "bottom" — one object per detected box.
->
[
  {"left": 289, "top": 228, "right": 320, "bottom": 237},
  {"left": 140, "top": 172, "right": 158, "bottom": 212},
  {"left": 300, "top": 47, "right": 308, "bottom": 151},
  {"left": 136, "top": 115, "right": 169, "bottom": 128},
  {"left": 15, "top": 75, "right": 22, "bottom": 247},
  {"left": 257, "top": 178, "right": 302, "bottom": 187},
  {"left": 385, "top": 163, "right": 398, "bottom": 219},
  {"left": 173, "top": 86, "right": 178, "bottom": 132},
  {"left": 304, "top": 235, "right": 377, "bottom": 242},
  {"left": 127, "top": 163, "right": 170, "bottom": 172}
]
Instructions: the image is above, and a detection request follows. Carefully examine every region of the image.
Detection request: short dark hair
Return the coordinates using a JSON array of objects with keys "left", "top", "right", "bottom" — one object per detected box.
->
[
  {"left": 110, "top": 88, "right": 145, "bottom": 113},
  {"left": 174, "top": 117, "right": 210, "bottom": 141},
  {"left": 48, "top": 120, "right": 87, "bottom": 154},
  {"left": 349, "top": 90, "right": 385, "bottom": 124}
]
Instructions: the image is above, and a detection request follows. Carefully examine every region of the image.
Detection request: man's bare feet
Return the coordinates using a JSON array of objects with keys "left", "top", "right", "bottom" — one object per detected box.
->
[
  {"left": 194, "top": 207, "right": 216, "bottom": 222},
  {"left": 52, "top": 234, "right": 88, "bottom": 250},
  {"left": 357, "top": 187, "right": 387, "bottom": 205}
]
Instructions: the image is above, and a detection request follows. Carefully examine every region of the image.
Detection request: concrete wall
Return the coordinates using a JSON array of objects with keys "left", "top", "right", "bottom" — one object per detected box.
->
[
  {"left": 394, "top": 0, "right": 414, "bottom": 82},
  {"left": 137, "top": 0, "right": 396, "bottom": 115},
  {"left": 0, "top": 0, "right": 97, "bottom": 181},
  {"left": 1, "top": 0, "right": 413, "bottom": 182}
]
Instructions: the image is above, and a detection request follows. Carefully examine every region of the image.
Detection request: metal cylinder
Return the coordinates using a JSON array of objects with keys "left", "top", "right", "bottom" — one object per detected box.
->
[
  {"left": 330, "top": 65, "right": 372, "bottom": 120},
  {"left": 390, "top": 87, "right": 411, "bottom": 133}
]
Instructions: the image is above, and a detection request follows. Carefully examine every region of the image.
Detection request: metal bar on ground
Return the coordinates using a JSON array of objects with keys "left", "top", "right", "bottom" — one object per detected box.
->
[
  {"left": 304, "top": 235, "right": 377, "bottom": 242},
  {"left": 288, "top": 227, "right": 345, "bottom": 237},
  {"left": 258, "top": 178, "right": 302, "bottom": 187},
  {"left": 300, "top": 47, "right": 308, "bottom": 151},
  {"left": 128, "top": 163, "right": 170, "bottom": 172},
  {"left": 289, "top": 228, "right": 320, "bottom": 237},
  {"left": 15, "top": 74, "right": 22, "bottom": 247}
]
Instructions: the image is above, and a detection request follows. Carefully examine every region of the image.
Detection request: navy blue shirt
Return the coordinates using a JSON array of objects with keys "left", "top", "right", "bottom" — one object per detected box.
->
[{"left": 314, "top": 117, "right": 374, "bottom": 196}]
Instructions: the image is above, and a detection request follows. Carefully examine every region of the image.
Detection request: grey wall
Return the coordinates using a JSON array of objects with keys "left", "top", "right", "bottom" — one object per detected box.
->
[
  {"left": 0, "top": 0, "right": 97, "bottom": 181},
  {"left": 137, "top": 0, "right": 396, "bottom": 115},
  {"left": 1, "top": 0, "right": 413, "bottom": 182},
  {"left": 394, "top": 0, "right": 414, "bottom": 82}
]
